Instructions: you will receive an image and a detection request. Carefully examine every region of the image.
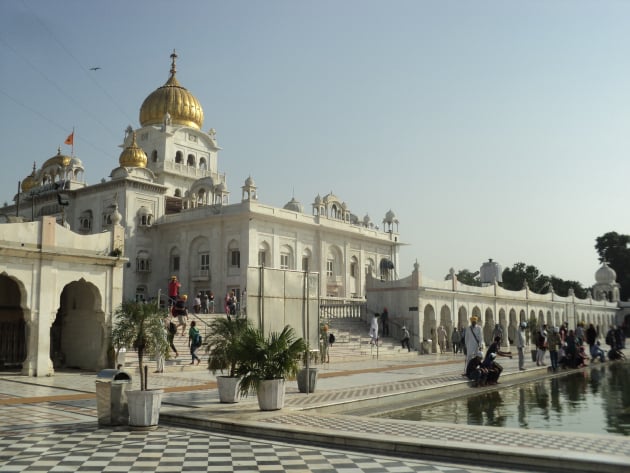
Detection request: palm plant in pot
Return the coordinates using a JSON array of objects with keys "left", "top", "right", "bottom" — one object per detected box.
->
[
  {"left": 236, "top": 324, "right": 306, "bottom": 411},
  {"left": 205, "top": 317, "right": 250, "bottom": 403},
  {"left": 111, "top": 300, "right": 169, "bottom": 429}
]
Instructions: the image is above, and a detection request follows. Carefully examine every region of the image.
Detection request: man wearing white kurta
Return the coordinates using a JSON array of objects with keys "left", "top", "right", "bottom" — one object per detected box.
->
[{"left": 464, "top": 316, "right": 483, "bottom": 369}]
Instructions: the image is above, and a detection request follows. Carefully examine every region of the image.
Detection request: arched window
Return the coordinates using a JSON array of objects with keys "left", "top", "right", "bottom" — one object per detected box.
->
[
  {"left": 170, "top": 247, "right": 180, "bottom": 273},
  {"left": 175, "top": 151, "right": 183, "bottom": 164},
  {"left": 228, "top": 240, "right": 240, "bottom": 269},
  {"left": 151, "top": 150, "right": 158, "bottom": 162},
  {"left": 280, "top": 245, "right": 293, "bottom": 270},
  {"left": 79, "top": 210, "right": 92, "bottom": 233},
  {"left": 136, "top": 250, "right": 151, "bottom": 273},
  {"left": 187, "top": 154, "right": 195, "bottom": 166},
  {"left": 199, "top": 157, "right": 207, "bottom": 170},
  {"left": 174, "top": 188, "right": 182, "bottom": 197},
  {"left": 302, "top": 248, "right": 312, "bottom": 272},
  {"left": 258, "top": 242, "right": 270, "bottom": 267}
]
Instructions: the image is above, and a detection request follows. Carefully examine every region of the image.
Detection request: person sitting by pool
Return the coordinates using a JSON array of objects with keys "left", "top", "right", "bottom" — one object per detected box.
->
[
  {"left": 482, "top": 335, "right": 512, "bottom": 380},
  {"left": 465, "top": 350, "right": 488, "bottom": 387},
  {"left": 482, "top": 352, "right": 503, "bottom": 384}
]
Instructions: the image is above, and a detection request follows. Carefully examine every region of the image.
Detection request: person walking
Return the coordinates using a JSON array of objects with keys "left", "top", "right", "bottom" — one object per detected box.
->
[
  {"left": 188, "top": 320, "right": 202, "bottom": 365},
  {"left": 165, "top": 314, "right": 179, "bottom": 359},
  {"left": 451, "top": 327, "right": 461, "bottom": 354},
  {"left": 547, "top": 326, "right": 562, "bottom": 371},
  {"left": 401, "top": 325, "right": 411, "bottom": 352},
  {"left": 369, "top": 313, "right": 379, "bottom": 346},
  {"left": 172, "top": 294, "right": 189, "bottom": 336},
  {"left": 208, "top": 291, "right": 215, "bottom": 313},
  {"left": 437, "top": 326, "right": 447, "bottom": 353},
  {"left": 167, "top": 275, "right": 181, "bottom": 306},
  {"left": 381, "top": 307, "right": 390, "bottom": 336},
  {"left": 201, "top": 291, "right": 209, "bottom": 314},
  {"left": 516, "top": 321, "right": 527, "bottom": 370}
]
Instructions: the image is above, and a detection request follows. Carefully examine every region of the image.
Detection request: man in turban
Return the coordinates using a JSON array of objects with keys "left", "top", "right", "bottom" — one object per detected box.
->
[{"left": 464, "top": 316, "right": 483, "bottom": 371}]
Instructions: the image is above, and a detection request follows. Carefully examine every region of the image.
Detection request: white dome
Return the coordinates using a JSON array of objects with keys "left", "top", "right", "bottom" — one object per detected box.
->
[{"left": 595, "top": 262, "right": 616, "bottom": 285}]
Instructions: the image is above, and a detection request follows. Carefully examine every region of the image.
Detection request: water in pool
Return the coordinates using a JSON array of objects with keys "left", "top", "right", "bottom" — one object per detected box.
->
[{"left": 378, "top": 362, "right": 630, "bottom": 436}]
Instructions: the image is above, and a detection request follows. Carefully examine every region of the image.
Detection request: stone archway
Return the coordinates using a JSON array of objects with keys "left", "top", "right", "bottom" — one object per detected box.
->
[
  {"left": 439, "top": 305, "right": 452, "bottom": 352},
  {"left": 483, "top": 308, "right": 494, "bottom": 345},
  {"left": 458, "top": 306, "right": 468, "bottom": 330},
  {"left": 508, "top": 308, "right": 517, "bottom": 345},
  {"left": 52, "top": 279, "right": 105, "bottom": 370},
  {"left": 0, "top": 274, "right": 27, "bottom": 369},
  {"left": 423, "top": 304, "right": 436, "bottom": 353}
]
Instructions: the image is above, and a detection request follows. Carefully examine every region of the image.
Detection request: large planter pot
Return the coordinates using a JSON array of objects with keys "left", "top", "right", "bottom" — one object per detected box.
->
[
  {"left": 217, "top": 376, "right": 240, "bottom": 403},
  {"left": 257, "top": 378, "right": 285, "bottom": 411},
  {"left": 297, "top": 368, "right": 318, "bottom": 393},
  {"left": 127, "top": 389, "right": 163, "bottom": 430}
]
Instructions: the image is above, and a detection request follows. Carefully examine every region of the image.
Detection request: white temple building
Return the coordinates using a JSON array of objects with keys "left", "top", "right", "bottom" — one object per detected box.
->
[{"left": 4, "top": 51, "right": 400, "bottom": 305}]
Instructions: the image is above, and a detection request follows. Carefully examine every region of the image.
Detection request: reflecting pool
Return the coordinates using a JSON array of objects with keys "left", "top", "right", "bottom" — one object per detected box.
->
[{"left": 378, "top": 362, "right": 630, "bottom": 436}]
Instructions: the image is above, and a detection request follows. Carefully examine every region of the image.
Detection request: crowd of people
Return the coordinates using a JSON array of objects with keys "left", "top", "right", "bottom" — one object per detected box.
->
[
  {"left": 161, "top": 276, "right": 247, "bottom": 369},
  {"left": 462, "top": 317, "right": 627, "bottom": 387}
]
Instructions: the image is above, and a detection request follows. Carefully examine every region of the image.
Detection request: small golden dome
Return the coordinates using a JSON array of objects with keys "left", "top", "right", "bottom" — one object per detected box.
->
[
  {"left": 43, "top": 148, "right": 72, "bottom": 169},
  {"left": 21, "top": 162, "right": 37, "bottom": 193},
  {"left": 139, "top": 50, "right": 204, "bottom": 130},
  {"left": 119, "top": 132, "right": 147, "bottom": 168}
]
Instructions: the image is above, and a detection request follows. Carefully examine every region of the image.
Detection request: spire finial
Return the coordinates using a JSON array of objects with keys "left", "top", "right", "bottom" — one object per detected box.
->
[{"left": 170, "top": 49, "right": 178, "bottom": 76}]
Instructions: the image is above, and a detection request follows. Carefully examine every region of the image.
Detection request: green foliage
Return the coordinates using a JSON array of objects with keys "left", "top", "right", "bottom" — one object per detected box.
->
[
  {"left": 111, "top": 300, "right": 169, "bottom": 391},
  {"left": 595, "top": 231, "right": 630, "bottom": 300},
  {"left": 236, "top": 325, "right": 306, "bottom": 397},
  {"left": 501, "top": 262, "right": 587, "bottom": 298},
  {"left": 205, "top": 317, "right": 250, "bottom": 377},
  {"left": 447, "top": 269, "right": 481, "bottom": 286}
]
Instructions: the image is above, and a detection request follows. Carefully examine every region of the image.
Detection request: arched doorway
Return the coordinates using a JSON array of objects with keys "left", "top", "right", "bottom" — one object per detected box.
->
[
  {"left": 51, "top": 279, "right": 105, "bottom": 370},
  {"left": 0, "top": 274, "right": 27, "bottom": 369},
  {"left": 483, "top": 308, "right": 494, "bottom": 345},
  {"left": 423, "top": 304, "right": 436, "bottom": 353},
  {"left": 440, "top": 305, "right": 452, "bottom": 352}
]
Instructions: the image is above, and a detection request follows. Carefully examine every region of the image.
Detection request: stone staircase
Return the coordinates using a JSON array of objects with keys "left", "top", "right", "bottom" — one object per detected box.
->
[
  {"left": 120, "top": 314, "right": 421, "bottom": 375},
  {"left": 119, "top": 311, "right": 221, "bottom": 374},
  {"left": 325, "top": 317, "right": 421, "bottom": 362}
]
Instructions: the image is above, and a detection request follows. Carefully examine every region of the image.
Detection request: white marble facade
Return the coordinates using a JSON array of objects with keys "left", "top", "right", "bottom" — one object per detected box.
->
[{"left": 2, "top": 51, "right": 400, "bottom": 307}]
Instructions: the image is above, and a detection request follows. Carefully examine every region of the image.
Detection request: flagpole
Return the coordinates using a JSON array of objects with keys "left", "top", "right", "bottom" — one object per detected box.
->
[{"left": 71, "top": 127, "right": 74, "bottom": 156}]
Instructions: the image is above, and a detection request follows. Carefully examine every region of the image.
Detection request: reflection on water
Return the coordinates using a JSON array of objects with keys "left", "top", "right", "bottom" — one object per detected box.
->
[{"left": 379, "top": 362, "right": 630, "bottom": 436}]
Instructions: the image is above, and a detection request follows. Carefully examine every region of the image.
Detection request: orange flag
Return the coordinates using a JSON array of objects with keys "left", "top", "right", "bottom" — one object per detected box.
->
[{"left": 64, "top": 132, "right": 74, "bottom": 145}]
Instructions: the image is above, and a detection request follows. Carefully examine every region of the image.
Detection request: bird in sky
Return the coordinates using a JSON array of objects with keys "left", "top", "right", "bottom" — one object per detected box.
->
[{"left": 89, "top": 67, "right": 101, "bottom": 71}]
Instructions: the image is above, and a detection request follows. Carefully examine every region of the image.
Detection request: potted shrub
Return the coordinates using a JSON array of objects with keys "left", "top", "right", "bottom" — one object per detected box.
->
[
  {"left": 111, "top": 300, "right": 169, "bottom": 429},
  {"left": 205, "top": 317, "right": 249, "bottom": 403},
  {"left": 236, "top": 325, "right": 306, "bottom": 411}
]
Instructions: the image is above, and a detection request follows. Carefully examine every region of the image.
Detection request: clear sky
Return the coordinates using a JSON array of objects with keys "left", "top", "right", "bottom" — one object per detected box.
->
[{"left": 1, "top": 0, "right": 629, "bottom": 287}]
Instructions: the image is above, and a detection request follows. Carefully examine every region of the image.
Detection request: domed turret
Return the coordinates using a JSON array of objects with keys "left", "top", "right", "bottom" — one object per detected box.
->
[
  {"left": 43, "top": 148, "right": 72, "bottom": 170},
  {"left": 119, "top": 132, "right": 147, "bottom": 168},
  {"left": 139, "top": 50, "right": 204, "bottom": 130},
  {"left": 283, "top": 197, "right": 303, "bottom": 213},
  {"left": 595, "top": 262, "right": 616, "bottom": 285},
  {"left": 21, "top": 162, "right": 37, "bottom": 193}
]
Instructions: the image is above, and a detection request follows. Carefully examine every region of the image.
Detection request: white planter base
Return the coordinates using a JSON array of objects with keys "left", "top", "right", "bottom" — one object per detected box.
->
[
  {"left": 127, "top": 389, "right": 163, "bottom": 430},
  {"left": 217, "top": 376, "right": 240, "bottom": 403},
  {"left": 257, "top": 379, "right": 285, "bottom": 411}
]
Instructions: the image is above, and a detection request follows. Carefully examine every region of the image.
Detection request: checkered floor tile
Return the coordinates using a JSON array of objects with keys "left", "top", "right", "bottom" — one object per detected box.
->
[{"left": 0, "top": 424, "right": 516, "bottom": 473}]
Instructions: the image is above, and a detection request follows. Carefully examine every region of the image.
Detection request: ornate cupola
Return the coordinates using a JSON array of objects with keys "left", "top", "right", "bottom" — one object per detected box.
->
[
  {"left": 139, "top": 50, "right": 204, "bottom": 130},
  {"left": 21, "top": 162, "right": 37, "bottom": 193},
  {"left": 118, "top": 132, "right": 147, "bottom": 168}
]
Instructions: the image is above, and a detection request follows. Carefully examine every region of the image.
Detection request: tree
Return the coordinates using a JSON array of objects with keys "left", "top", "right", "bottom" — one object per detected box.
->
[
  {"left": 501, "top": 263, "right": 587, "bottom": 298},
  {"left": 595, "top": 231, "right": 630, "bottom": 300},
  {"left": 111, "top": 300, "right": 169, "bottom": 391},
  {"left": 445, "top": 269, "right": 480, "bottom": 286}
]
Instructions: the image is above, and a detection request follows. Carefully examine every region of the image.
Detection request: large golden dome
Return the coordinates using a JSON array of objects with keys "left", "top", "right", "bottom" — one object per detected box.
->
[
  {"left": 139, "top": 51, "right": 204, "bottom": 130},
  {"left": 119, "top": 132, "right": 147, "bottom": 168},
  {"left": 43, "top": 148, "right": 72, "bottom": 169}
]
